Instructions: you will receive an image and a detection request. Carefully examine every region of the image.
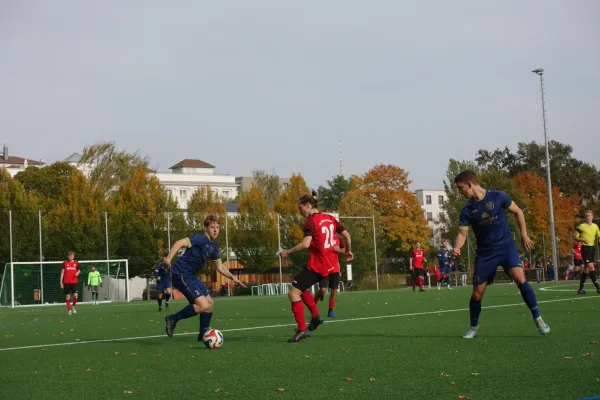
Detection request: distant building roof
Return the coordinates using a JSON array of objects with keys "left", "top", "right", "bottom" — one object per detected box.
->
[
  {"left": 169, "top": 159, "right": 215, "bottom": 169},
  {"left": 0, "top": 156, "right": 44, "bottom": 166},
  {"left": 63, "top": 153, "right": 82, "bottom": 163}
]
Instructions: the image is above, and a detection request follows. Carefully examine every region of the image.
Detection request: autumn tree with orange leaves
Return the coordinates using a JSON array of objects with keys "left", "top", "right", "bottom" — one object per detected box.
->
[
  {"left": 512, "top": 171, "right": 581, "bottom": 256},
  {"left": 349, "top": 165, "right": 430, "bottom": 252}
]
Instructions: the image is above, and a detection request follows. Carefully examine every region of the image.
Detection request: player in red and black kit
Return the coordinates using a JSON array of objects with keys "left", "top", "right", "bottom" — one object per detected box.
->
[
  {"left": 573, "top": 242, "right": 583, "bottom": 280},
  {"left": 410, "top": 241, "right": 427, "bottom": 292},
  {"left": 314, "top": 235, "right": 345, "bottom": 318},
  {"left": 279, "top": 192, "right": 353, "bottom": 343},
  {"left": 60, "top": 251, "right": 80, "bottom": 315}
]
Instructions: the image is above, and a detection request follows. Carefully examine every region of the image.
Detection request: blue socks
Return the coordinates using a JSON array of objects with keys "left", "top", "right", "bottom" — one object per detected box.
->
[
  {"left": 172, "top": 304, "right": 197, "bottom": 322},
  {"left": 199, "top": 312, "right": 213, "bottom": 338},
  {"left": 469, "top": 296, "right": 481, "bottom": 327},
  {"left": 517, "top": 281, "right": 540, "bottom": 318}
]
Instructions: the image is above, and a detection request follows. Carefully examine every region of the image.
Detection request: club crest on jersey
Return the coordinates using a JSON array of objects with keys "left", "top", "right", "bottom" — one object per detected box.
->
[{"left": 486, "top": 202, "right": 495, "bottom": 210}]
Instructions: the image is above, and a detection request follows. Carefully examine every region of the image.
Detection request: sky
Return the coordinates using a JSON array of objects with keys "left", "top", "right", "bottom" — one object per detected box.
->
[{"left": 1, "top": 1, "right": 599, "bottom": 190}]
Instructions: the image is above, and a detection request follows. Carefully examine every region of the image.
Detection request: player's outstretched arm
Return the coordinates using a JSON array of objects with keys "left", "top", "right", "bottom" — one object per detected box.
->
[
  {"left": 340, "top": 230, "right": 353, "bottom": 262},
  {"left": 452, "top": 227, "right": 468, "bottom": 257},
  {"left": 280, "top": 236, "right": 312, "bottom": 258},
  {"left": 213, "top": 259, "right": 247, "bottom": 288},
  {"left": 164, "top": 238, "right": 192, "bottom": 266},
  {"left": 508, "top": 202, "right": 534, "bottom": 251}
]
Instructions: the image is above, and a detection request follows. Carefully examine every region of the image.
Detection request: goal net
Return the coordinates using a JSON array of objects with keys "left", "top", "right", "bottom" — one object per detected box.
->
[{"left": 0, "top": 259, "right": 130, "bottom": 308}]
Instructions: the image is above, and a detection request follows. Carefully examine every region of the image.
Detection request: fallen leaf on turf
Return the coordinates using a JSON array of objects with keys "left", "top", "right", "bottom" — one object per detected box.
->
[
  {"left": 369, "top": 377, "right": 376, "bottom": 382},
  {"left": 129, "top": 353, "right": 136, "bottom": 356},
  {"left": 135, "top": 370, "right": 141, "bottom": 373},
  {"left": 340, "top": 348, "right": 346, "bottom": 351},
  {"left": 121, "top": 328, "right": 126, "bottom": 330},
  {"left": 85, "top": 368, "right": 95, "bottom": 372},
  {"left": 440, "top": 373, "right": 450, "bottom": 377},
  {"left": 155, "top": 354, "right": 162, "bottom": 357},
  {"left": 386, "top": 349, "right": 393, "bottom": 352},
  {"left": 70, "top": 329, "right": 74, "bottom": 332},
  {"left": 338, "top": 389, "right": 344, "bottom": 392},
  {"left": 34, "top": 371, "right": 38, "bottom": 374},
  {"left": 345, "top": 376, "right": 354, "bottom": 382},
  {"left": 276, "top": 388, "right": 285, "bottom": 393},
  {"left": 448, "top": 381, "right": 456, "bottom": 385},
  {"left": 60, "top": 332, "right": 64, "bottom": 335},
  {"left": 584, "top": 352, "right": 594, "bottom": 357},
  {"left": 227, "top": 352, "right": 232, "bottom": 355},
  {"left": 304, "top": 355, "right": 309, "bottom": 358},
  {"left": 564, "top": 356, "right": 574, "bottom": 359},
  {"left": 590, "top": 341, "right": 598, "bottom": 344},
  {"left": 471, "top": 373, "right": 480, "bottom": 377},
  {"left": 458, "top": 396, "right": 470, "bottom": 400},
  {"left": 215, "top": 388, "right": 222, "bottom": 393},
  {"left": 114, "top": 352, "right": 120, "bottom": 355},
  {"left": 123, "top": 390, "right": 133, "bottom": 395},
  {"left": 384, "top": 302, "right": 388, "bottom": 305},
  {"left": 416, "top": 368, "right": 423, "bottom": 372}
]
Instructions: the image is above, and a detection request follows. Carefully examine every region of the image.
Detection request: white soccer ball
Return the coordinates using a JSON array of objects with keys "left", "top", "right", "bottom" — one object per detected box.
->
[{"left": 202, "top": 329, "right": 224, "bottom": 349}]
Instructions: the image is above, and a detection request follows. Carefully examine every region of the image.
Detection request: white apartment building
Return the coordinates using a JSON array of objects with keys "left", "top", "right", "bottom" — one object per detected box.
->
[
  {"left": 155, "top": 159, "right": 238, "bottom": 209},
  {"left": 413, "top": 189, "right": 447, "bottom": 246},
  {"left": 0, "top": 144, "right": 44, "bottom": 177}
]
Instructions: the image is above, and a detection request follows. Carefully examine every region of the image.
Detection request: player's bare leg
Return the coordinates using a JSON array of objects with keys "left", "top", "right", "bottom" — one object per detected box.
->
[
  {"left": 462, "top": 281, "right": 486, "bottom": 338},
  {"left": 65, "top": 293, "right": 72, "bottom": 315},
  {"left": 314, "top": 288, "right": 326, "bottom": 303},
  {"left": 165, "top": 295, "right": 212, "bottom": 338},
  {"left": 327, "top": 289, "right": 338, "bottom": 318},
  {"left": 509, "top": 268, "right": 550, "bottom": 335}
]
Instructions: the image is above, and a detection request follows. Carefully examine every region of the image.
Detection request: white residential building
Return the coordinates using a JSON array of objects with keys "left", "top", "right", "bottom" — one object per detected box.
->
[
  {"left": 0, "top": 144, "right": 44, "bottom": 177},
  {"left": 63, "top": 153, "right": 94, "bottom": 178},
  {"left": 154, "top": 159, "right": 238, "bottom": 209},
  {"left": 413, "top": 189, "right": 448, "bottom": 246}
]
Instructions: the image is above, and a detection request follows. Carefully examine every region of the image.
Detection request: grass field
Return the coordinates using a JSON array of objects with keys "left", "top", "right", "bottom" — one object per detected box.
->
[{"left": 1, "top": 283, "right": 599, "bottom": 400}]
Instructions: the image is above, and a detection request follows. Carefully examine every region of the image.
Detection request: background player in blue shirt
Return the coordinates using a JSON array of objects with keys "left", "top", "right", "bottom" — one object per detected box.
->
[
  {"left": 153, "top": 253, "right": 172, "bottom": 312},
  {"left": 451, "top": 170, "right": 550, "bottom": 339},
  {"left": 437, "top": 240, "right": 452, "bottom": 290},
  {"left": 163, "top": 215, "right": 247, "bottom": 343}
]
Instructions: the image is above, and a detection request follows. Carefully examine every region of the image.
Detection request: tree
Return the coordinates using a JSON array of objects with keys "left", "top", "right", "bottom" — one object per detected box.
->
[
  {"left": 317, "top": 175, "right": 352, "bottom": 211},
  {"left": 252, "top": 170, "right": 281, "bottom": 204},
  {"left": 350, "top": 165, "right": 430, "bottom": 252},
  {"left": 14, "top": 162, "right": 77, "bottom": 210},
  {"left": 229, "top": 188, "right": 278, "bottom": 283},
  {"left": 44, "top": 171, "right": 106, "bottom": 261},
  {"left": 112, "top": 168, "right": 174, "bottom": 277},
  {"left": 80, "top": 142, "right": 150, "bottom": 196}
]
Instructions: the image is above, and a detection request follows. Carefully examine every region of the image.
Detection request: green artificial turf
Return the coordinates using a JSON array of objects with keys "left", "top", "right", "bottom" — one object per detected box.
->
[{"left": 0, "top": 283, "right": 598, "bottom": 400}]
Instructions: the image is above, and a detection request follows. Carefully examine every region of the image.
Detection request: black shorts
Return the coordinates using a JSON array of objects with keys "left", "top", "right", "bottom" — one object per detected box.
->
[
  {"left": 413, "top": 268, "right": 424, "bottom": 278},
  {"left": 319, "top": 272, "right": 341, "bottom": 291},
  {"left": 63, "top": 283, "right": 78, "bottom": 295},
  {"left": 582, "top": 246, "right": 595, "bottom": 264},
  {"left": 292, "top": 267, "right": 327, "bottom": 292},
  {"left": 574, "top": 258, "right": 584, "bottom": 267}
]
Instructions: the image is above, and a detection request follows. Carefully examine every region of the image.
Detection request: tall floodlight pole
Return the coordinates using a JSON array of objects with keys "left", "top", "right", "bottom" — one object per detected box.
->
[{"left": 532, "top": 68, "right": 558, "bottom": 281}]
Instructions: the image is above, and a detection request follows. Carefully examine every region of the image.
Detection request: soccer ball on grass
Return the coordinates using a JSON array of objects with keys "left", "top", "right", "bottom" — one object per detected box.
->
[{"left": 202, "top": 329, "right": 224, "bottom": 349}]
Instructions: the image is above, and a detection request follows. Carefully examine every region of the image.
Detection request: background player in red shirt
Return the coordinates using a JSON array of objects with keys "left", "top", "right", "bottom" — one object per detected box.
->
[
  {"left": 280, "top": 192, "right": 353, "bottom": 343},
  {"left": 313, "top": 234, "right": 345, "bottom": 318},
  {"left": 573, "top": 242, "right": 583, "bottom": 279},
  {"left": 60, "top": 251, "right": 80, "bottom": 315},
  {"left": 410, "top": 241, "right": 427, "bottom": 292}
]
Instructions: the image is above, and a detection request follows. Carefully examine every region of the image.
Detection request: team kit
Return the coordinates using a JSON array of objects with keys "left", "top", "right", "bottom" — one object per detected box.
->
[{"left": 60, "top": 170, "right": 600, "bottom": 344}]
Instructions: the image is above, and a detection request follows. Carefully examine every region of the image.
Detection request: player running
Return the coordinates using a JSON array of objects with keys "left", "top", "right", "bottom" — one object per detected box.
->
[
  {"left": 60, "top": 251, "right": 80, "bottom": 315},
  {"left": 279, "top": 192, "right": 353, "bottom": 343},
  {"left": 410, "top": 241, "right": 427, "bottom": 292},
  {"left": 87, "top": 265, "right": 102, "bottom": 305},
  {"left": 164, "top": 215, "right": 247, "bottom": 342},
  {"left": 154, "top": 254, "right": 172, "bottom": 311},
  {"left": 575, "top": 210, "right": 600, "bottom": 294},
  {"left": 451, "top": 170, "right": 550, "bottom": 338},
  {"left": 438, "top": 240, "right": 452, "bottom": 290},
  {"left": 314, "top": 234, "right": 345, "bottom": 318}
]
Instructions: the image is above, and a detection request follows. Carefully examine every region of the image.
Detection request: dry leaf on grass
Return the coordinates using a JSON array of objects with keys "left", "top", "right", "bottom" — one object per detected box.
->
[
  {"left": 345, "top": 376, "right": 355, "bottom": 382},
  {"left": 215, "top": 388, "right": 222, "bottom": 393},
  {"left": 440, "top": 373, "right": 450, "bottom": 377},
  {"left": 563, "top": 356, "right": 574, "bottom": 359},
  {"left": 304, "top": 355, "right": 309, "bottom": 358},
  {"left": 584, "top": 352, "right": 594, "bottom": 357},
  {"left": 276, "top": 388, "right": 285, "bottom": 393},
  {"left": 129, "top": 353, "right": 137, "bottom": 356},
  {"left": 386, "top": 349, "right": 393, "bottom": 352},
  {"left": 123, "top": 390, "right": 133, "bottom": 395},
  {"left": 471, "top": 373, "right": 480, "bottom": 377},
  {"left": 369, "top": 377, "right": 376, "bottom": 382},
  {"left": 85, "top": 368, "right": 95, "bottom": 372},
  {"left": 590, "top": 341, "right": 598, "bottom": 345},
  {"left": 448, "top": 381, "right": 456, "bottom": 385},
  {"left": 114, "top": 352, "right": 120, "bottom": 355},
  {"left": 458, "top": 396, "right": 470, "bottom": 400},
  {"left": 155, "top": 354, "right": 162, "bottom": 357},
  {"left": 340, "top": 348, "right": 346, "bottom": 351},
  {"left": 34, "top": 371, "right": 38, "bottom": 374}
]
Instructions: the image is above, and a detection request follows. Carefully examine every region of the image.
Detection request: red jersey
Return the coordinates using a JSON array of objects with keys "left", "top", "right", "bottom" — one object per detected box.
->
[
  {"left": 523, "top": 260, "right": 530, "bottom": 269},
  {"left": 434, "top": 266, "right": 441, "bottom": 279},
  {"left": 573, "top": 243, "right": 583, "bottom": 260},
  {"left": 304, "top": 213, "right": 345, "bottom": 275},
  {"left": 62, "top": 260, "right": 80, "bottom": 284},
  {"left": 411, "top": 249, "right": 425, "bottom": 269}
]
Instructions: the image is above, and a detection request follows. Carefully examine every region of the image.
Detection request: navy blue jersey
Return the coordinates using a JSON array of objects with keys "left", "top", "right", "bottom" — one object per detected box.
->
[
  {"left": 437, "top": 248, "right": 451, "bottom": 267},
  {"left": 171, "top": 234, "right": 221, "bottom": 276},
  {"left": 459, "top": 190, "right": 514, "bottom": 253},
  {"left": 153, "top": 262, "right": 171, "bottom": 281}
]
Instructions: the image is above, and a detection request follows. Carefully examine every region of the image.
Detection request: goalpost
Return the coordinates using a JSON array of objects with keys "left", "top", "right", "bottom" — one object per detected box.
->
[{"left": 0, "top": 259, "right": 129, "bottom": 308}]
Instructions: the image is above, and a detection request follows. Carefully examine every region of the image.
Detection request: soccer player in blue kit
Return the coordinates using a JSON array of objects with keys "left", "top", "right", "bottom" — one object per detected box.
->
[
  {"left": 164, "top": 215, "right": 246, "bottom": 342},
  {"left": 153, "top": 253, "right": 172, "bottom": 312},
  {"left": 438, "top": 240, "right": 452, "bottom": 290},
  {"left": 451, "top": 171, "right": 550, "bottom": 339}
]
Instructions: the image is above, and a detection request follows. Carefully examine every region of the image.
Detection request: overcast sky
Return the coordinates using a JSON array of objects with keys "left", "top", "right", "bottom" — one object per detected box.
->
[{"left": 1, "top": 1, "right": 599, "bottom": 190}]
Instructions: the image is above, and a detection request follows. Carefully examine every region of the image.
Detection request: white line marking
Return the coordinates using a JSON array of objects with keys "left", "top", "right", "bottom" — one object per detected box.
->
[
  {"left": 0, "top": 295, "right": 596, "bottom": 352},
  {"left": 539, "top": 284, "right": 581, "bottom": 292}
]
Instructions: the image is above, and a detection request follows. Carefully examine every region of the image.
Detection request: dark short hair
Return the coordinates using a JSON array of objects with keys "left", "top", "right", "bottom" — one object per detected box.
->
[
  {"left": 203, "top": 215, "right": 220, "bottom": 227},
  {"left": 454, "top": 170, "right": 478, "bottom": 185},
  {"left": 299, "top": 190, "right": 318, "bottom": 208}
]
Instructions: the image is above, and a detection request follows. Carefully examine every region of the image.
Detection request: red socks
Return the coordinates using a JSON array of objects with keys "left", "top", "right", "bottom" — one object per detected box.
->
[
  {"left": 291, "top": 301, "right": 306, "bottom": 331},
  {"left": 329, "top": 299, "right": 336, "bottom": 310},
  {"left": 300, "top": 290, "right": 319, "bottom": 318},
  {"left": 66, "top": 300, "right": 71, "bottom": 311},
  {"left": 418, "top": 277, "right": 423, "bottom": 290},
  {"left": 72, "top": 297, "right": 78, "bottom": 307}
]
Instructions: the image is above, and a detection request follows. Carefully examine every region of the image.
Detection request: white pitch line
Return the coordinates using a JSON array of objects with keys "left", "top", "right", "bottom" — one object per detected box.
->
[{"left": 0, "top": 295, "right": 596, "bottom": 352}]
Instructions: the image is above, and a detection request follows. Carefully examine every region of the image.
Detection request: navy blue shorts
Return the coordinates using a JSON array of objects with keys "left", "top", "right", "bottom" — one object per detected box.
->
[
  {"left": 172, "top": 274, "right": 209, "bottom": 303},
  {"left": 440, "top": 267, "right": 450, "bottom": 275},
  {"left": 157, "top": 279, "right": 172, "bottom": 293},
  {"left": 473, "top": 244, "right": 522, "bottom": 286}
]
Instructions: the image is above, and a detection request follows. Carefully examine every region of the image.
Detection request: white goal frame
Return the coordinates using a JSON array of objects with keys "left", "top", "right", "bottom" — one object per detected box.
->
[{"left": 2, "top": 259, "right": 130, "bottom": 308}]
